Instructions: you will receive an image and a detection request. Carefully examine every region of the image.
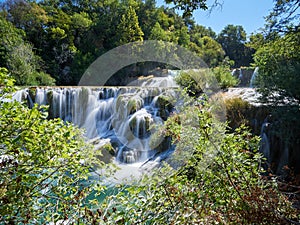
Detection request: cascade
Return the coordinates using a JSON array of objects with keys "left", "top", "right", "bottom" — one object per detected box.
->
[
  {"left": 231, "top": 68, "right": 237, "bottom": 76},
  {"left": 231, "top": 68, "right": 256, "bottom": 87},
  {"left": 260, "top": 119, "right": 271, "bottom": 163},
  {"left": 238, "top": 69, "right": 243, "bottom": 81},
  {"left": 249, "top": 67, "right": 259, "bottom": 88},
  {"left": 17, "top": 83, "right": 178, "bottom": 165}
]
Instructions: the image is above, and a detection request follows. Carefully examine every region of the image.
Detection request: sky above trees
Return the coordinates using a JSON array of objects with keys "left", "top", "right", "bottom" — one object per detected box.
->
[{"left": 158, "top": 0, "right": 274, "bottom": 35}]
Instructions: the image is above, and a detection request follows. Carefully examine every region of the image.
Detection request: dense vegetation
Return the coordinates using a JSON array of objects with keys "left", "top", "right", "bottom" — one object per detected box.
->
[
  {"left": 0, "top": 0, "right": 299, "bottom": 223},
  {"left": 0, "top": 0, "right": 257, "bottom": 86},
  {"left": 0, "top": 68, "right": 110, "bottom": 223},
  {"left": 1, "top": 68, "right": 299, "bottom": 224}
]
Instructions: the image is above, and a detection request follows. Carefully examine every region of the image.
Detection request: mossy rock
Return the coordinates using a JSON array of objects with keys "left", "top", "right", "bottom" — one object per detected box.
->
[
  {"left": 47, "top": 90, "right": 54, "bottom": 119},
  {"left": 225, "top": 97, "right": 270, "bottom": 134},
  {"left": 129, "top": 115, "right": 152, "bottom": 139},
  {"left": 155, "top": 136, "right": 172, "bottom": 153},
  {"left": 116, "top": 94, "right": 143, "bottom": 116},
  {"left": 27, "top": 87, "right": 37, "bottom": 107},
  {"left": 155, "top": 95, "right": 174, "bottom": 120},
  {"left": 127, "top": 98, "right": 143, "bottom": 114},
  {"left": 94, "top": 143, "right": 116, "bottom": 164},
  {"left": 28, "top": 87, "right": 36, "bottom": 101}
]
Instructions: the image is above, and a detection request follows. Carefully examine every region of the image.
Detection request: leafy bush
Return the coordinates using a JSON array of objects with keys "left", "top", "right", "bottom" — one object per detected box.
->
[
  {"left": 253, "top": 32, "right": 300, "bottom": 101},
  {"left": 1, "top": 68, "right": 299, "bottom": 224},
  {"left": 94, "top": 100, "right": 299, "bottom": 224},
  {"left": 0, "top": 18, "right": 55, "bottom": 86},
  {"left": 174, "top": 71, "right": 203, "bottom": 97},
  {"left": 0, "top": 68, "right": 105, "bottom": 223},
  {"left": 175, "top": 67, "right": 238, "bottom": 96},
  {"left": 212, "top": 65, "right": 239, "bottom": 89}
]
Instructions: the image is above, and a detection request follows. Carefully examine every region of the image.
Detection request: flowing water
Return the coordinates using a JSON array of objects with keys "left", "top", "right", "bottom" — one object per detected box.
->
[
  {"left": 14, "top": 76, "right": 179, "bottom": 181},
  {"left": 249, "top": 67, "right": 259, "bottom": 88}
]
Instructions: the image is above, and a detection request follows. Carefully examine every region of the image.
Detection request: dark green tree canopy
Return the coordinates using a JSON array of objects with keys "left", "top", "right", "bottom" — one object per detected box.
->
[
  {"left": 253, "top": 31, "right": 300, "bottom": 101},
  {"left": 217, "top": 25, "right": 253, "bottom": 67}
]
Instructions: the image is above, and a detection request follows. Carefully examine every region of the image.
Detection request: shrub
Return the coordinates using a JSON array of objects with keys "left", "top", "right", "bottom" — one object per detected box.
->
[
  {"left": 0, "top": 68, "right": 105, "bottom": 223},
  {"left": 175, "top": 67, "right": 238, "bottom": 97},
  {"left": 212, "top": 65, "right": 239, "bottom": 89},
  {"left": 96, "top": 101, "right": 299, "bottom": 224}
]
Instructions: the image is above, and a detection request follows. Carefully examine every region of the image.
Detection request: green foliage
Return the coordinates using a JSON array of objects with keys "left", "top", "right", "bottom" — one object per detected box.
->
[
  {"left": 190, "top": 24, "right": 216, "bottom": 39},
  {"left": 164, "top": 0, "right": 210, "bottom": 17},
  {"left": 71, "top": 12, "right": 92, "bottom": 31},
  {"left": 247, "top": 33, "right": 267, "bottom": 50},
  {"left": 253, "top": 31, "right": 300, "bottom": 101},
  {"left": 0, "top": 16, "right": 54, "bottom": 86},
  {"left": 136, "top": 0, "right": 158, "bottom": 39},
  {"left": 97, "top": 101, "right": 298, "bottom": 224},
  {"left": 212, "top": 65, "right": 239, "bottom": 89},
  {"left": 176, "top": 26, "right": 190, "bottom": 47},
  {"left": 149, "top": 22, "right": 171, "bottom": 41},
  {"left": 175, "top": 67, "right": 238, "bottom": 96},
  {"left": 0, "top": 68, "right": 106, "bottom": 223},
  {"left": 0, "top": 68, "right": 15, "bottom": 97},
  {"left": 115, "top": 6, "right": 144, "bottom": 46},
  {"left": 188, "top": 35, "right": 225, "bottom": 67},
  {"left": 174, "top": 71, "right": 203, "bottom": 97},
  {"left": 217, "top": 24, "right": 254, "bottom": 67}
]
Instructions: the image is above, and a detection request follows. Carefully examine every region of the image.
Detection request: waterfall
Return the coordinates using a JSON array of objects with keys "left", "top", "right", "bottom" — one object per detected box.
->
[
  {"left": 260, "top": 120, "right": 271, "bottom": 163},
  {"left": 238, "top": 69, "right": 243, "bottom": 81},
  {"left": 231, "top": 69, "right": 237, "bottom": 76},
  {"left": 249, "top": 67, "right": 259, "bottom": 88},
  {"left": 18, "top": 85, "right": 178, "bottom": 165}
]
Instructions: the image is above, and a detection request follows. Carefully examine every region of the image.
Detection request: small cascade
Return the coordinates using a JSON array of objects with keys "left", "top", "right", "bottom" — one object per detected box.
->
[
  {"left": 35, "top": 88, "right": 47, "bottom": 105},
  {"left": 238, "top": 69, "right": 243, "bottom": 81},
  {"left": 12, "top": 89, "right": 28, "bottom": 102},
  {"left": 16, "top": 83, "right": 178, "bottom": 165},
  {"left": 231, "top": 69, "right": 237, "bottom": 76},
  {"left": 168, "top": 70, "right": 180, "bottom": 77},
  {"left": 140, "top": 76, "right": 178, "bottom": 87},
  {"left": 128, "top": 75, "right": 178, "bottom": 87},
  {"left": 231, "top": 68, "right": 256, "bottom": 87},
  {"left": 260, "top": 120, "right": 271, "bottom": 163},
  {"left": 249, "top": 67, "right": 259, "bottom": 88}
]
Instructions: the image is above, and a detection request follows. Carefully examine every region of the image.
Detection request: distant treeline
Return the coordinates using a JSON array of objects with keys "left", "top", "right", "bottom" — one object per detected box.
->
[{"left": 0, "top": 0, "right": 255, "bottom": 86}]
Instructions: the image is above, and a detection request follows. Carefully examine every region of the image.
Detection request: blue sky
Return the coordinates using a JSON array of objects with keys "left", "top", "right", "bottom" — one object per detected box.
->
[{"left": 157, "top": 0, "right": 275, "bottom": 36}]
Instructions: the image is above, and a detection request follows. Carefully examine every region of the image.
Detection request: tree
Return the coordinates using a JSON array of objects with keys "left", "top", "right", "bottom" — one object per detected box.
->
[
  {"left": 247, "top": 33, "right": 267, "bottom": 50},
  {"left": 253, "top": 31, "right": 300, "bottom": 101},
  {"left": 190, "top": 24, "right": 216, "bottom": 39},
  {"left": 115, "top": 6, "right": 144, "bottom": 46},
  {"left": 188, "top": 35, "right": 225, "bottom": 67},
  {"left": 265, "top": 0, "right": 300, "bottom": 34},
  {"left": 1, "top": 0, "right": 48, "bottom": 49},
  {"left": 0, "top": 16, "right": 54, "bottom": 85},
  {"left": 149, "top": 22, "right": 170, "bottom": 41},
  {"left": 176, "top": 26, "right": 190, "bottom": 47},
  {"left": 217, "top": 24, "right": 253, "bottom": 67},
  {"left": 136, "top": 0, "right": 158, "bottom": 39},
  {"left": 164, "top": 0, "right": 222, "bottom": 17}
]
